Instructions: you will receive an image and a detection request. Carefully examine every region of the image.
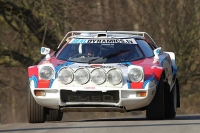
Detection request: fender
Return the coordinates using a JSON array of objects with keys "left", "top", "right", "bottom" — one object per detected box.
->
[
  {"left": 152, "top": 66, "right": 164, "bottom": 81},
  {"left": 142, "top": 66, "right": 163, "bottom": 81},
  {"left": 28, "top": 66, "right": 39, "bottom": 88},
  {"left": 28, "top": 65, "right": 38, "bottom": 78},
  {"left": 164, "top": 52, "right": 176, "bottom": 66},
  {"left": 28, "top": 65, "right": 51, "bottom": 88}
]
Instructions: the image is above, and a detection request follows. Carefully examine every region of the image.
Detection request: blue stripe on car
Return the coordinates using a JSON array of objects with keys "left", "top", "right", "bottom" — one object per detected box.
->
[
  {"left": 55, "top": 62, "right": 75, "bottom": 78},
  {"left": 63, "top": 61, "right": 75, "bottom": 66},
  {"left": 127, "top": 80, "right": 131, "bottom": 89},
  {"left": 29, "top": 75, "right": 38, "bottom": 88},
  {"left": 143, "top": 74, "right": 158, "bottom": 89},
  {"left": 172, "top": 64, "right": 177, "bottom": 75},
  {"left": 121, "top": 62, "right": 132, "bottom": 66}
]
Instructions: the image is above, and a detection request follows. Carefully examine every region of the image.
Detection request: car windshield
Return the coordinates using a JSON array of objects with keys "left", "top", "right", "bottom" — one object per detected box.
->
[{"left": 57, "top": 42, "right": 144, "bottom": 63}]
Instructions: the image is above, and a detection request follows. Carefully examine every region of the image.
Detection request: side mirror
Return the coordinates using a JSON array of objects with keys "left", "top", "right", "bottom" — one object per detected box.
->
[
  {"left": 41, "top": 47, "right": 50, "bottom": 55},
  {"left": 153, "top": 47, "right": 162, "bottom": 59}
]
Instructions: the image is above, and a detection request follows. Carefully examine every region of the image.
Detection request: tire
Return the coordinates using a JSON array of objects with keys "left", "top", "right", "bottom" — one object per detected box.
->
[
  {"left": 46, "top": 109, "right": 63, "bottom": 121},
  {"left": 165, "top": 81, "right": 177, "bottom": 119},
  {"left": 146, "top": 74, "right": 165, "bottom": 120},
  {"left": 27, "top": 85, "right": 46, "bottom": 123}
]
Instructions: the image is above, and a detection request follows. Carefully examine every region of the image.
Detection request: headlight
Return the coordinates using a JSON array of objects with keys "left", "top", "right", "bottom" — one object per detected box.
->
[
  {"left": 107, "top": 68, "right": 122, "bottom": 85},
  {"left": 91, "top": 68, "right": 106, "bottom": 85},
  {"left": 39, "top": 66, "right": 54, "bottom": 80},
  {"left": 58, "top": 67, "right": 74, "bottom": 84},
  {"left": 74, "top": 68, "right": 90, "bottom": 84},
  {"left": 128, "top": 68, "right": 143, "bottom": 82}
]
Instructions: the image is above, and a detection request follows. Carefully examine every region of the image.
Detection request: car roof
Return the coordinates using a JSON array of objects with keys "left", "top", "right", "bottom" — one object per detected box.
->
[{"left": 58, "top": 31, "right": 158, "bottom": 48}]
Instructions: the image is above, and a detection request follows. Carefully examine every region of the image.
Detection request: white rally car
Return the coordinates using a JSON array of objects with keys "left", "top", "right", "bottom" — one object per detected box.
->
[{"left": 27, "top": 31, "right": 180, "bottom": 123}]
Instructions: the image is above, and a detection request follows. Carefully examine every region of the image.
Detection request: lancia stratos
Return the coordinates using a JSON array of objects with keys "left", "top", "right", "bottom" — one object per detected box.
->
[{"left": 27, "top": 31, "right": 180, "bottom": 123}]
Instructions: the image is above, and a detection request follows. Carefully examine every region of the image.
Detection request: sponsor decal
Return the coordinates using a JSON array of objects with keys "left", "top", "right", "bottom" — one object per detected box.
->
[
  {"left": 69, "top": 39, "right": 137, "bottom": 44},
  {"left": 87, "top": 39, "right": 136, "bottom": 44},
  {"left": 79, "top": 66, "right": 114, "bottom": 68},
  {"left": 69, "top": 39, "right": 87, "bottom": 43},
  {"left": 84, "top": 87, "right": 95, "bottom": 89}
]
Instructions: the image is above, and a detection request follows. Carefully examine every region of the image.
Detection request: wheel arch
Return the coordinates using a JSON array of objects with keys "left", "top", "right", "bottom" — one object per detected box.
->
[{"left": 28, "top": 65, "right": 38, "bottom": 77}]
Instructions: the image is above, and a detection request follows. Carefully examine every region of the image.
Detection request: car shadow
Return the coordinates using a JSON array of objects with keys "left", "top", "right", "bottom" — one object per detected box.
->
[{"left": 63, "top": 114, "right": 200, "bottom": 122}]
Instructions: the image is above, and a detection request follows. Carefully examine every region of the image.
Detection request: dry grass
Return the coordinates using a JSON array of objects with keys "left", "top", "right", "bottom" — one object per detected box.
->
[{"left": 177, "top": 97, "right": 200, "bottom": 115}]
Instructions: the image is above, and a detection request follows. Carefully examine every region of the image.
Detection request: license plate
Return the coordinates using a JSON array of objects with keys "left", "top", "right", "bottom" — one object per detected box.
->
[{"left": 60, "top": 90, "right": 119, "bottom": 103}]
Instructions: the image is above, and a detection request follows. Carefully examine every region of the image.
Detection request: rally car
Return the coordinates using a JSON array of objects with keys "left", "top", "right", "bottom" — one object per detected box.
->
[{"left": 27, "top": 31, "right": 180, "bottom": 123}]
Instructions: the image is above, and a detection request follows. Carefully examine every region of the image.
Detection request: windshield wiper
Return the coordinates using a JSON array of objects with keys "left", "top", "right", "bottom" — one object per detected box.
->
[
  {"left": 88, "top": 49, "right": 130, "bottom": 64},
  {"left": 88, "top": 57, "right": 102, "bottom": 64}
]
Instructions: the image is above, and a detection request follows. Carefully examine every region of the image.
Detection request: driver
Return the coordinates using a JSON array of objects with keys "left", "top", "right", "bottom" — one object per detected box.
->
[
  {"left": 84, "top": 44, "right": 100, "bottom": 57},
  {"left": 116, "top": 44, "right": 135, "bottom": 61}
]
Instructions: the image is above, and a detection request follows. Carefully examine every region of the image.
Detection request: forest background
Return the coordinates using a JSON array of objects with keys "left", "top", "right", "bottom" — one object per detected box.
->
[{"left": 0, "top": 0, "right": 200, "bottom": 124}]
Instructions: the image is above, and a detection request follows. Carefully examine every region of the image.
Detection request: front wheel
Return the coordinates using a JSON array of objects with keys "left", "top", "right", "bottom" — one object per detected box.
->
[
  {"left": 165, "top": 81, "right": 177, "bottom": 119},
  {"left": 146, "top": 74, "right": 165, "bottom": 120},
  {"left": 27, "top": 85, "right": 46, "bottom": 123}
]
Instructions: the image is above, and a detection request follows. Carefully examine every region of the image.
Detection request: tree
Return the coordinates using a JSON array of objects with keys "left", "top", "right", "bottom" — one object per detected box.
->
[{"left": 0, "top": 0, "right": 200, "bottom": 123}]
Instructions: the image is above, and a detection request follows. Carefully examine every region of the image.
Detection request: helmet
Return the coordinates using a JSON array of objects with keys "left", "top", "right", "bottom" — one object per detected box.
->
[{"left": 83, "top": 44, "right": 100, "bottom": 56}]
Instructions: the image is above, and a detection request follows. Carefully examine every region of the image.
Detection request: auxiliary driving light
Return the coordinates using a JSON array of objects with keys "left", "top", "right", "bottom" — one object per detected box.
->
[
  {"left": 91, "top": 68, "right": 106, "bottom": 85},
  {"left": 107, "top": 68, "right": 122, "bottom": 85},
  {"left": 74, "top": 68, "right": 90, "bottom": 84}
]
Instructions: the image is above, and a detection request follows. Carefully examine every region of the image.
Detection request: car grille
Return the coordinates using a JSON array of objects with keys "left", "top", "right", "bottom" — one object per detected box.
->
[{"left": 60, "top": 90, "right": 119, "bottom": 103}]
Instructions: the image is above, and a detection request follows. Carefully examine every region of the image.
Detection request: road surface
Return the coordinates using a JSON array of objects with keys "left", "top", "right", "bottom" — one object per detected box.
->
[{"left": 0, "top": 114, "right": 200, "bottom": 133}]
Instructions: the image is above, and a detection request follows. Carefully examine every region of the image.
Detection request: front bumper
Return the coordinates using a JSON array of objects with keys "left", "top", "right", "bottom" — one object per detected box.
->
[{"left": 29, "top": 80, "right": 156, "bottom": 112}]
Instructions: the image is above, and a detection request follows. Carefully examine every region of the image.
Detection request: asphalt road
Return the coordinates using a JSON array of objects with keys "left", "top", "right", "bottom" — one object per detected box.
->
[{"left": 0, "top": 114, "right": 200, "bottom": 133}]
